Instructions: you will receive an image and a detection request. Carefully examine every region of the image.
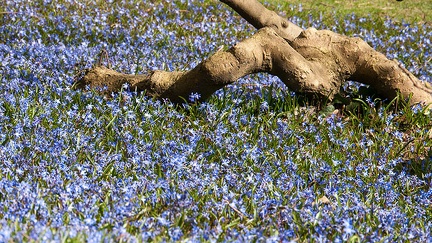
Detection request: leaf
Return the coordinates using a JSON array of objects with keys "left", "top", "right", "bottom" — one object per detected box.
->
[{"left": 319, "top": 104, "right": 335, "bottom": 116}]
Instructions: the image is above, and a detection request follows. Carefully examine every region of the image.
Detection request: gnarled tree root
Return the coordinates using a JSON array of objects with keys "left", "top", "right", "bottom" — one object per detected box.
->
[{"left": 74, "top": 27, "right": 432, "bottom": 107}]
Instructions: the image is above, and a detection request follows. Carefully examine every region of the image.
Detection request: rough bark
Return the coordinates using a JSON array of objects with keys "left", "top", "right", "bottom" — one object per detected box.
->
[{"left": 74, "top": 0, "right": 432, "bottom": 107}]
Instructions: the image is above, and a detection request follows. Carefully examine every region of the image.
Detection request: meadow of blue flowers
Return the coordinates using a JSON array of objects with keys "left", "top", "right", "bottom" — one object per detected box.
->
[{"left": 0, "top": 0, "right": 431, "bottom": 241}]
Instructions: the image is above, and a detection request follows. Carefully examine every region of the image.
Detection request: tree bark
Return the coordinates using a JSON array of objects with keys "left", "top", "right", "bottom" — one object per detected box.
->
[
  {"left": 219, "top": 0, "right": 303, "bottom": 42},
  {"left": 75, "top": 27, "right": 339, "bottom": 102},
  {"left": 74, "top": 0, "right": 432, "bottom": 107}
]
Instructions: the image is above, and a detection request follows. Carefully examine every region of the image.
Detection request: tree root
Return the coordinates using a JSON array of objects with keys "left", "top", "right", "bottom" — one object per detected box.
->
[{"left": 73, "top": 0, "right": 432, "bottom": 108}]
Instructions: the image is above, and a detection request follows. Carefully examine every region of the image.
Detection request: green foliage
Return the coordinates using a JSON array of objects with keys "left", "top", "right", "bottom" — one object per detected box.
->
[
  {"left": 269, "top": 0, "right": 432, "bottom": 24},
  {"left": 0, "top": 0, "right": 431, "bottom": 241}
]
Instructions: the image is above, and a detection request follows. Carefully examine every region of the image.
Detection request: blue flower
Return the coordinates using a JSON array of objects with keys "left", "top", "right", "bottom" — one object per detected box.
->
[{"left": 188, "top": 92, "right": 201, "bottom": 102}]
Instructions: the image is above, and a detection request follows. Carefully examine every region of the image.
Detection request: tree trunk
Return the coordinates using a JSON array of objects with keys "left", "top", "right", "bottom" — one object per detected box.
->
[{"left": 74, "top": 0, "right": 432, "bottom": 107}]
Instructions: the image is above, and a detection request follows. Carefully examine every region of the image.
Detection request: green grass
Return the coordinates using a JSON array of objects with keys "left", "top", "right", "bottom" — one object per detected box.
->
[{"left": 269, "top": 0, "right": 432, "bottom": 24}]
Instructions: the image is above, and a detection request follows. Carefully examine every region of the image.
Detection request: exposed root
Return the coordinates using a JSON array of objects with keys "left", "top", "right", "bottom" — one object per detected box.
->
[{"left": 74, "top": 0, "right": 432, "bottom": 109}]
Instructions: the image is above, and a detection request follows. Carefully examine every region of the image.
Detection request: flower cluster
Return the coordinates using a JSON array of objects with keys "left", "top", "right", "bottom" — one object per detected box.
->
[{"left": 0, "top": 0, "right": 431, "bottom": 242}]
